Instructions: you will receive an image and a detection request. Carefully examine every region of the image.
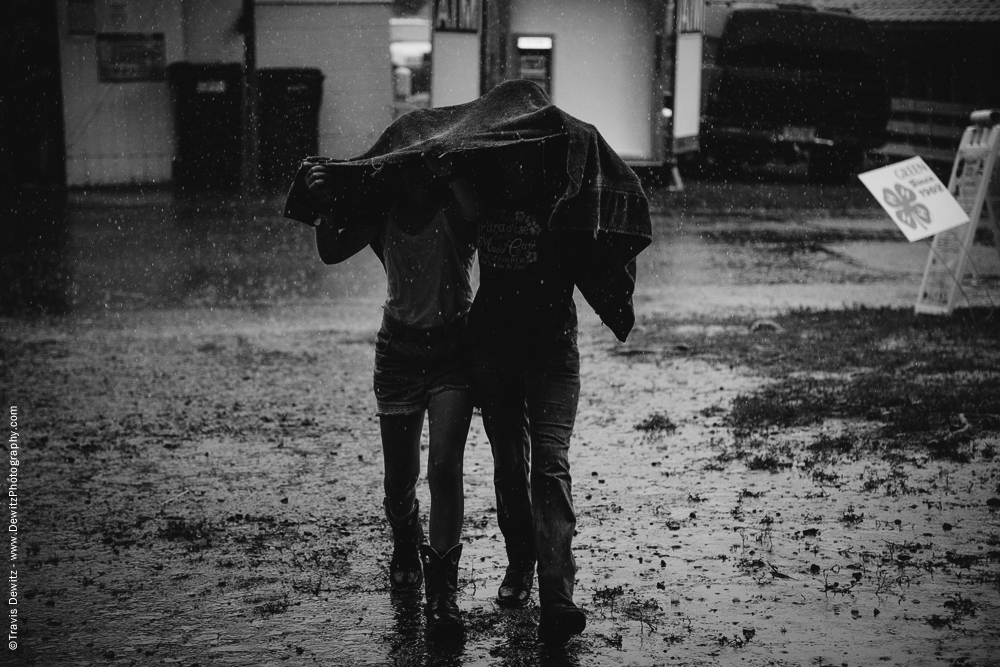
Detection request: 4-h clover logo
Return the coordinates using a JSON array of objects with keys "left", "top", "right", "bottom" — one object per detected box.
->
[{"left": 882, "top": 183, "right": 931, "bottom": 230}]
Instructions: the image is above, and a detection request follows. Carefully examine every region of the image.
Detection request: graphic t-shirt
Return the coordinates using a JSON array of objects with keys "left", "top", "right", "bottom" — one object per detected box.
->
[{"left": 469, "top": 204, "right": 577, "bottom": 353}]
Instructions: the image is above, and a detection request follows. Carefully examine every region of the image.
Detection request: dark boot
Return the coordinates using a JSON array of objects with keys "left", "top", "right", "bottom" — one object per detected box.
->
[
  {"left": 420, "top": 544, "right": 465, "bottom": 641},
  {"left": 384, "top": 498, "right": 424, "bottom": 592},
  {"left": 538, "top": 603, "right": 586, "bottom": 644},
  {"left": 497, "top": 561, "right": 535, "bottom": 608}
]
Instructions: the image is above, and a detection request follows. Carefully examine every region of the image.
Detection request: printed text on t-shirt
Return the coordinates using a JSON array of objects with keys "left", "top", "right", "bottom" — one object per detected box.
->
[{"left": 479, "top": 211, "right": 541, "bottom": 270}]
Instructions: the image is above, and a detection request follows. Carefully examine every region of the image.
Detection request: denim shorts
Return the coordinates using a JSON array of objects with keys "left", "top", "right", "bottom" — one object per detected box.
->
[{"left": 373, "top": 312, "right": 473, "bottom": 416}]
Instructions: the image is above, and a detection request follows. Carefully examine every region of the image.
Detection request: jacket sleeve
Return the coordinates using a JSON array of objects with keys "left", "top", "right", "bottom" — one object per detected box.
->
[
  {"left": 575, "top": 256, "right": 637, "bottom": 343},
  {"left": 559, "top": 230, "right": 640, "bottom": 343}
]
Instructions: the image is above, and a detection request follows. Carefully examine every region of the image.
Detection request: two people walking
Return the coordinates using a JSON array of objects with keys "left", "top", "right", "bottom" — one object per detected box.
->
[{"left": 289, "top": 79, "right": 651, "bottom": 644}]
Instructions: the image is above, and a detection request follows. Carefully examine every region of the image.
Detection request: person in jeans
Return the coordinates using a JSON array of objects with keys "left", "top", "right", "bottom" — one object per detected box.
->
[
  {"left": 428, "top": 154, "right": 588, "bottom": 643},
  {"left": 305, "top": 158, "right": 475, "bottom": 641},
  {"left": 293, "top": 80, "right": 650, "bottom": 646}
]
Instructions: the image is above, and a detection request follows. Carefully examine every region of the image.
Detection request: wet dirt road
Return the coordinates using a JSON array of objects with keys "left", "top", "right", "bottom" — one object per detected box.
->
[{"left": 2, "top": 183, "right": 999, "bottom": 666}]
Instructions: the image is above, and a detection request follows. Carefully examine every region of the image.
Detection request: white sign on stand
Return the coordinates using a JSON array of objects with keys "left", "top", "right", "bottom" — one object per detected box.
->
[
  {"left": 858, "top": 156, "right": 970, "bottom": 242},
  {"left": 913, "top": 111, "right": 1000, "bottom": 314}
]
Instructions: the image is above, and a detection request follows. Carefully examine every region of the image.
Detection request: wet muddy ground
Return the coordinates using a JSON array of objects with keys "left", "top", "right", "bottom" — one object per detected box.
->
[{"left": 2, "top": 179, "right": 999, "bottom": 666}]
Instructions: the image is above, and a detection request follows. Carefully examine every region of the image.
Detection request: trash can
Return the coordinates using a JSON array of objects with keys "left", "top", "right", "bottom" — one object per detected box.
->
[
  {"left": 257, "top": 68, "right": 324, "bottom": 189},
  {"left": 167, "top": 62, "right": 244, "bottom": 190}
]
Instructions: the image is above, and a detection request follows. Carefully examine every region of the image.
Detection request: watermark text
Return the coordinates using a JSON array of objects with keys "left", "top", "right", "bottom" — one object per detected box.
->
[{"left": 7, "top": 406, "right": 19, "bottom": 652}]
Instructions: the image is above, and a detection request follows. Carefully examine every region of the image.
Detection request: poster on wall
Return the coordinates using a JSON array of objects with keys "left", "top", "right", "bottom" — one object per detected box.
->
[
  {"left": 96, "top": 33, "right": 166, "bottom": 83},
  {"left": 434, "top": 0, "right": 481, "bottom": 32}
]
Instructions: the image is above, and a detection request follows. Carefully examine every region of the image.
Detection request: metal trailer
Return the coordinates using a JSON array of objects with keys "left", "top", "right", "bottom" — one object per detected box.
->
[{"left": 430, "top": 0, "right": 705, "bottom": 187}]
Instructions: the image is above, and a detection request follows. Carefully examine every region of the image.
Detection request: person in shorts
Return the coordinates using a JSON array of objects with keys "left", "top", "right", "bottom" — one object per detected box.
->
[{"left": 306, "top": 157, "right": 475, "bottom": 641}]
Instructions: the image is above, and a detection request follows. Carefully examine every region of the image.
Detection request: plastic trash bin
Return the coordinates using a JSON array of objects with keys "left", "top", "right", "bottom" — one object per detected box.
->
[
  {"left": 167, "top": 62, "right": 244, "bottom": 190},
  {"left": 257, "top": 68, "right": 324, "bottom": 189}
]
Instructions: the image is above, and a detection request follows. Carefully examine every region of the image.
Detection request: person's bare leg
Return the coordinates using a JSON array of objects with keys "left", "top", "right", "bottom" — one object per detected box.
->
[
  {"left": 425, "top": 389, "right": 473, "bottom": 551},
  {"left": 379, "top": 412, "right": 425, "bottom": 591},
  {"left": 422, "top": 388, "right": 473, "bottom": 640},
  {"left": 380, "top": 412, "right": 424, "bottom": 519}
]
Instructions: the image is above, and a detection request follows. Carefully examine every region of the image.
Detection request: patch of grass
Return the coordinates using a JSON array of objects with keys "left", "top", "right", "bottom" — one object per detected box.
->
[
  {"left": 156, "top": 516, "right": 215, "bottom": 551},
  {"left": 810, "top": 469, "right": 841, "bottom": 485},
  {"left": 945, "top": 552, "right": 982, "bottom": 569},
  {"left": 622, "top": 597, "right": 664, "bottom": 634},
  {"left": 592, "top": 585, "right": 624, "bottom": 605},
  {"left": 927, "top": 594, "right": 978, "bottom": 629},
  {"left": 249, "top": 594, "right": 290, "bottom": 618},
  {"left": 635, "top": 413, "right": 677, "bottom": 433},
  {"left": 98, "top": 517, "right": 151, "bottom": 549},
  {"left": 840, "top": 505, "right": 864, "bottom": 526},
  {"left": 596, "top": 632, "right": 624, "bottom": 649},
  {"left": 631, "top": 306, "right": 1000, "bottom": 453},
  {"left": 860, "top": 467, "right": 919, "bottom": 496},
  {"left": 808, "top": 433, "right": 855, "bottom": 457},
  {"left": 728, "top": 380, "right": 834, "bottom": 430},
  {"left": 746, "top": 453, "right": 791, "bottom": 472}
]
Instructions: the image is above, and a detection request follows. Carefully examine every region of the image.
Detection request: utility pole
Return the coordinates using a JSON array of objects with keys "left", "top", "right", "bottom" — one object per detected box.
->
[{"left": 241, "top": 0, "right": 259, "bottom": 195}]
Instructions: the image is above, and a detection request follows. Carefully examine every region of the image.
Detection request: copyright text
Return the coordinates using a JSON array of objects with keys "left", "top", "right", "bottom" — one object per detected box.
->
[{"left": 7, "top": 406, "right": 20, "bottom": 652}]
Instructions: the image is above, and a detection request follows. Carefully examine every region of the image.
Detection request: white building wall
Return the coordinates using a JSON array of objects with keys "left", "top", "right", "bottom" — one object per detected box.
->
[
  {"left": 257, "top": 0, "right": 393, "bottom": 159},
  {"left": 432, "top": 33, "right": 481, "bottom": 108},
  {"left": 507, "top": 0, "right": 658, "bottom": 161},
  {"left": 181, "top": 0, "right": 245, "bottom": 62},
  {"left": 56, "top": 0, "right": 392, "bottom": 185},
  {"left": 57, "top": 0, "right": 185, "bottom": 186}
]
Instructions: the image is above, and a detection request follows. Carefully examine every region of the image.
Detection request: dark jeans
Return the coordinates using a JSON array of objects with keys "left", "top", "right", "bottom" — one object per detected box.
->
[{"left": 471, "top": 338, "right": 580, "bottom": 609}]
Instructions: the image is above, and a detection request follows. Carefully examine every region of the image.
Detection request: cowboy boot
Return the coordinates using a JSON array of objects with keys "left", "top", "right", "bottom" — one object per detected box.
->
[
  {"left": 384, "top": 498, "right": 424, "bottom": 592},
  {"left": 420, "top": 543, "right": 465, "bottom": 641}
]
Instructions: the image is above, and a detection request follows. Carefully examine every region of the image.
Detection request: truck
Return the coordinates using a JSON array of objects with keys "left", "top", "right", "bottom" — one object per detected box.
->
[{"left": 700, "top": 3, "right": 891, "bottom": 182}]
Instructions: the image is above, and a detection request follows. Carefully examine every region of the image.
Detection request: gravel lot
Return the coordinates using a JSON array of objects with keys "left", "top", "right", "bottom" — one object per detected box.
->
[{"left": 2, "top": 177, "right": 998, "bottom": 666}]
